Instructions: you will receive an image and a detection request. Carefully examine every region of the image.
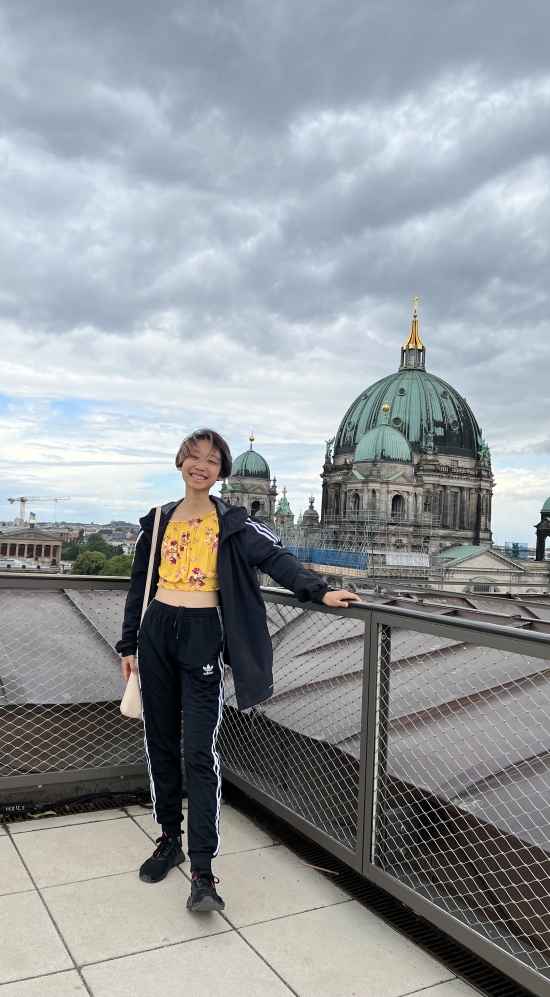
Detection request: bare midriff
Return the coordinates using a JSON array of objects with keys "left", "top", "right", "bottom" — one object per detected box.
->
[{"left": 155, "top": 589, "right": 220, "bottom": 607}]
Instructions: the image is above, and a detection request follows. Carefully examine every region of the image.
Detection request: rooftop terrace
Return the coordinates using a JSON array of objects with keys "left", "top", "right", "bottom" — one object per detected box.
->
[
  {"left": 1, "top": 575, "right": 549, "bottom": 996},
  {"left": 1, "top": 799, "right": 479, "bottom": 997}
]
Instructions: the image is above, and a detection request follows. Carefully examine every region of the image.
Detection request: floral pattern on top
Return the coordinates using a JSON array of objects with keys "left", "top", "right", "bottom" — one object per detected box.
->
[{"left": 157, "top": 510, "right": 219, "bottom": 591}]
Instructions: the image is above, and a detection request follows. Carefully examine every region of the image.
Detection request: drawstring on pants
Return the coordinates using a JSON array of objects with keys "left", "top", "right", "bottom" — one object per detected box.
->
[{"left": 173, "top": 606, "right": 186, "bottom": 640}]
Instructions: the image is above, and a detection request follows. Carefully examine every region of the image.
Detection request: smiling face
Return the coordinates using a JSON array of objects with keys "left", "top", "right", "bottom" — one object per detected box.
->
[{"left": 180, "top": 438, "right": 223, "bottom": 494}]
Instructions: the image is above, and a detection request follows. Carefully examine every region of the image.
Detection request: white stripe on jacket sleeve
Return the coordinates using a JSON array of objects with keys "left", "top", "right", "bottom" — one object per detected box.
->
[{"left": 245, "top": 518, "right": 280, "bottom": 545}]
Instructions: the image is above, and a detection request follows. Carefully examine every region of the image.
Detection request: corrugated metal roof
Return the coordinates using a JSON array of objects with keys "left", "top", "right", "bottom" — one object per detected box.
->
[{"left": 0, "top": 590, "right": 124, "bottom": 705}]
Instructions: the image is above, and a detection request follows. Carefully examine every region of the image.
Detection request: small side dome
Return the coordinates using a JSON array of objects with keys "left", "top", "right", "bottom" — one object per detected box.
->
[
  {"left": 541, "top": 496, "right": 550, "bottom": 515},
  {"left": 354, "top": 425, "right": 412, "bottom": 463},
  {"left": 231, "top": 447, "right": 271, "bottom": 479}
]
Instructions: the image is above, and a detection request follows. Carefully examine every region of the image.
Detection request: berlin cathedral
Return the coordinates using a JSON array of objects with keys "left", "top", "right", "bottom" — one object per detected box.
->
[{"left": 221, "top": 301, "right": 494, "bottom": 556}]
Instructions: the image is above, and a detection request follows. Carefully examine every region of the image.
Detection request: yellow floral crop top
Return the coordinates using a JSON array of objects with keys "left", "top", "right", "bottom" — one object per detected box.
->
[{"left": 158, "top": 510, "right": 219, "bottom": 591}]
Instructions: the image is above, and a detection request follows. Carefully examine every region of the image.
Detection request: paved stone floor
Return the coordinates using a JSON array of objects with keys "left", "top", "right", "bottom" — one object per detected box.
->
[{"left": 0, "top": 801, "right": 482, "bottom": 997}]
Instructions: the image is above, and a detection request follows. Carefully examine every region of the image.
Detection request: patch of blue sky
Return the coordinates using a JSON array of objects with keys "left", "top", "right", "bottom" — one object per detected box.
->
[{"left": 494, "top": 455, "right": 550, "bottom": 471}]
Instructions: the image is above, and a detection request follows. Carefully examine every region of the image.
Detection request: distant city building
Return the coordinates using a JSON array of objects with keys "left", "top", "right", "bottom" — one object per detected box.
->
[
  {"left": 122, "top": 535, "right": 139, "bottom": 556},
  {"left": 274, "top": 487, "right": 294, "bottom": 530},
  {"left": 301, "top": 495, "right": 320, "bottom": 529},
  {"left": 0, "top": 526, "right": 62, "bottom": 566},
  {"left": 505, "top": 542, "right": 529, "bottom": 561}
]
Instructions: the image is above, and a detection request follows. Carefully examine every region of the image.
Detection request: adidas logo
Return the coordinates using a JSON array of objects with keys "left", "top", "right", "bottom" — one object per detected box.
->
[{"left": 202, "top": 664, "right": 214, "bottom": 675}]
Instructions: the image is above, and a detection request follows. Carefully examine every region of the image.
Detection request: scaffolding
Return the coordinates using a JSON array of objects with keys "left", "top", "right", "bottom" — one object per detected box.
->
[{"left": 278, "top": 510, "right": 442, "bottom": 582}]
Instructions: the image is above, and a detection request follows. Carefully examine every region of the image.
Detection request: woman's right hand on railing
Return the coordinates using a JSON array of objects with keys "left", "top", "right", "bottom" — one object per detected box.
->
[{"left": 121, "top": 655, "right": 138, "bottom": 683}]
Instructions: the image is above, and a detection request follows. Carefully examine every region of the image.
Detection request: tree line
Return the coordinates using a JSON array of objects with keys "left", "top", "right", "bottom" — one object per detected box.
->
[{"left": 61, "top": 531, "right": 133, "bottom": 576}]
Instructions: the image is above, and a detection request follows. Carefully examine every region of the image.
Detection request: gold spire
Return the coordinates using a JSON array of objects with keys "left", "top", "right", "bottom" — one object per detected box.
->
[
  {"left": 249, "top": 430, "right": 254, "bottom": 450},
  {"left": 403, "top": 294, "right": 423, "bottom": 350}
]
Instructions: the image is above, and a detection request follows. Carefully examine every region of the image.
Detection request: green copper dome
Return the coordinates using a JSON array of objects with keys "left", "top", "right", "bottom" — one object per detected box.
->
[
  {"left": 335, "top": 367, "right": 482, "bottom": 459},
  {"left": 541, "top": 497, "right": 550, "bottom": 515},
  {"left": 335, "top": 308, "right": 483, "bottom": 460},
  {"left": 354, "top": 424, "right": 412, "bottom": 463},
  {"left": 231, "top": 446, "right": 270, "bottom": 479}
]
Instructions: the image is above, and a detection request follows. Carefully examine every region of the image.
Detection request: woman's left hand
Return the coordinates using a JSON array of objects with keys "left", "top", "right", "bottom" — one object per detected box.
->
[{"left": 322, "top": 589, "right": 362, "bottom": 608}]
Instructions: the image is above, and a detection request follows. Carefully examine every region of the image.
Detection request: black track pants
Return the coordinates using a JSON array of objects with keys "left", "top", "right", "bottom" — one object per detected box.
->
[{"left": 137, "top": 601, "right": 225, "bottom": 858}]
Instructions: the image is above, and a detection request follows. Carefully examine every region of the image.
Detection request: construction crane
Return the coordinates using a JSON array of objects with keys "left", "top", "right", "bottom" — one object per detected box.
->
[{"left": 6, "top": 496, "right": 71, "bottom": 526}]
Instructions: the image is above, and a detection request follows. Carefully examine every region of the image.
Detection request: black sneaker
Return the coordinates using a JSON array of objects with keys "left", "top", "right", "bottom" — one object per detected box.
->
[
  {"left": 186, "top": 870, "right": 225, "bottom": 912},
  {"left": 139, "top": 833, "right": 186, "bottom": 883}
]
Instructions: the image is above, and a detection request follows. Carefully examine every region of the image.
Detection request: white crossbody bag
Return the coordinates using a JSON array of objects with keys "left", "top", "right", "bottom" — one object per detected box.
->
[{"left": 120, "top": 504, "right": 162, "bottom": 720}]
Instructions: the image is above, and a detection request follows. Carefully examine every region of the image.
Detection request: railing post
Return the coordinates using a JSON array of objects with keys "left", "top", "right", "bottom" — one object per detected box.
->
[
  {"left": 355, "top": 607, "right": 373, "bottom": 869},
  {"left": 361, "top": 619, "right": 391, "bottom": 874}
]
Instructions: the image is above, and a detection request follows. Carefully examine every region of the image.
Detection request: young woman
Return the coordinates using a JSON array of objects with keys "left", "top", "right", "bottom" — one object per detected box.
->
[{"left": 116, "top": 429, "right": 360, "bottom": 912}]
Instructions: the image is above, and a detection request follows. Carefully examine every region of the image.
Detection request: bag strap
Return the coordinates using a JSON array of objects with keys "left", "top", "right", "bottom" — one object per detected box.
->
[{"left": 141, "top": 505, "right": 162, "bottom": 623}]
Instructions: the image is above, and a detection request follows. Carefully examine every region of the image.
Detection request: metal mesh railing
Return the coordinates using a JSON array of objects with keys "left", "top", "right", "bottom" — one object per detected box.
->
[
  {"left": 0, "top": 585, "right": 144, "bottom": 777},
  {"left": 219, "top": 599, "right": 366, "bottom": 851},
  {"left": 371, "top": 621, "right": 550, "bottom": 980}
]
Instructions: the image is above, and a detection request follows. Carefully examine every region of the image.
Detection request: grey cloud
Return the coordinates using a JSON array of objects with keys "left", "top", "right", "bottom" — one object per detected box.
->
[{"left": 1, "top": 0, "right": 550, "bottom": 468}]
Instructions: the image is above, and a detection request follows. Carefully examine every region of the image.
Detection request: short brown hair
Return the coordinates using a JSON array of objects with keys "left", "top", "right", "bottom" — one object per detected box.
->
[{"left": 175, "top": 429, "right": 232, "bottom": 480}]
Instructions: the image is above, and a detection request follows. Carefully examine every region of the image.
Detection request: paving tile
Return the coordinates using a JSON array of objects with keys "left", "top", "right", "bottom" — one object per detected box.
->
[
  {"left": 15, "top": 816, "right": 152, "bottom": 887},
  {"left": 42, "top": 869, "right": 227, "bottom": 964},
  {"left": 0, "top": 837, "right": 34, "bottom": 896},
  {"left": 212, "top": 844, "right": 350, "bottom": 927},
  {"left": 0, "top": 823, "right": 7, "bottom": 834},
  {"left": 82, "top": 930, "right": 293, "bottom": 996},
  {"left": 417, "top": 980, "right": 480, "bottom": 996},
  {"left": 132, "top": 814, "right": 164, "bottom": 841},
  {"left": 216, "top": 805, "right": 275, "bottom": 856},
  {"left": 241, "top": 901, "right": 455, "bottom": 997},
  {"left": 0, "top": 970, "right": 85, "bottom": 996},
  {"left": 0, "top": 892, "right": 73, "bottom": 984},
  {"left": 125, "top": 800, "right": 187, "bottom": 817},
  {"left": 132, "top": 809, "right": 185, "bottom": 840},
  {"left": 134, "top": 802, "right": 274, "bottom": 856},
  {"left": 9, "top": 809, "right": 127, "bottom": 834}
]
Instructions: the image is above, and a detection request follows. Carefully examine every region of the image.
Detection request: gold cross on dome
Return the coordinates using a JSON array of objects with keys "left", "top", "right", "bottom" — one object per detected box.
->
[{"left": 413, "top": 294, "right": 419, "bottom": 315}]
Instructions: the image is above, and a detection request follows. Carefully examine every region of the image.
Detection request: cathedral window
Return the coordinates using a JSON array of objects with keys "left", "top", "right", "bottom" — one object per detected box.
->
[
  {"left": 391, "top": 494, "right": 405, "bottom": 517},
  {"left": 449, "top": 491, "right": 459, "bottom": 529}
]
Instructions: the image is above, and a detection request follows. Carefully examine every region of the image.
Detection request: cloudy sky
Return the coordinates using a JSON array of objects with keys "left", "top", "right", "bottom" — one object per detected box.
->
[{"left": 1, "top": 0, "right": 550, "bottom": 542}]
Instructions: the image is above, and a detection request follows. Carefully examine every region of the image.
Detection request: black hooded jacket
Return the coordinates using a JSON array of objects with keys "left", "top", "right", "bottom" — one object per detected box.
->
[{"left": 115, "top": 495, "right": 329, "bottom": 710}]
